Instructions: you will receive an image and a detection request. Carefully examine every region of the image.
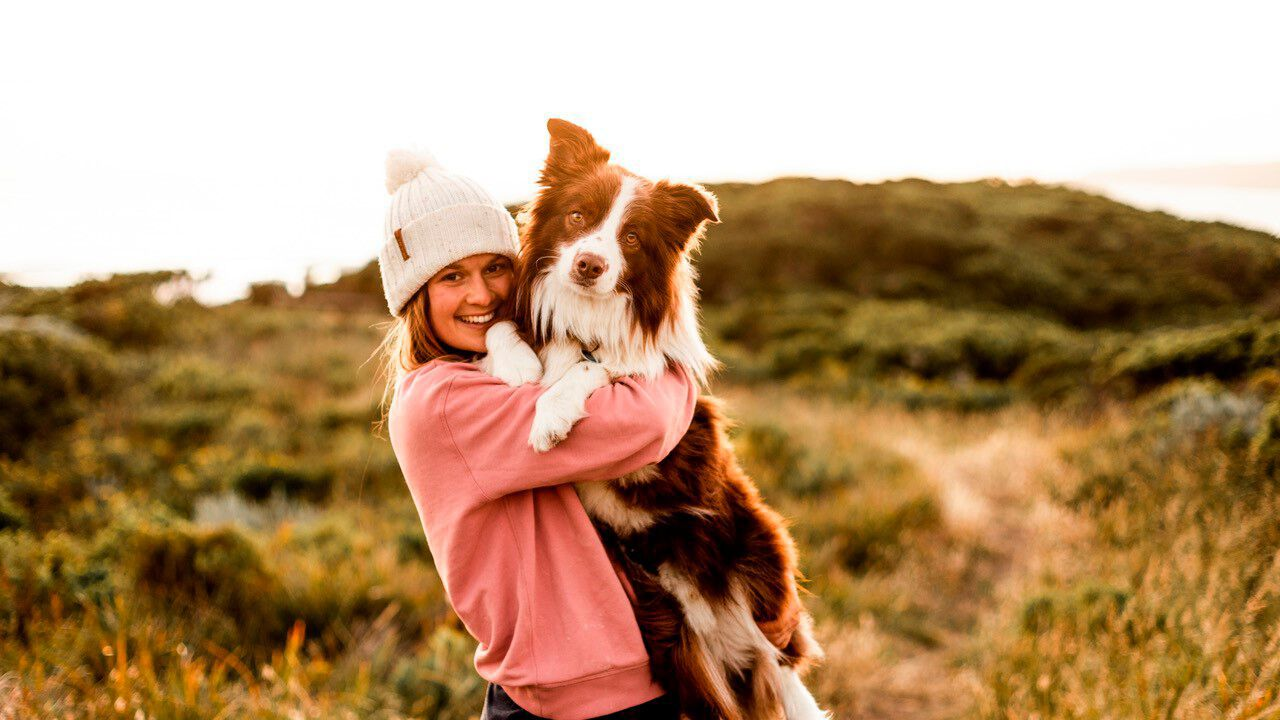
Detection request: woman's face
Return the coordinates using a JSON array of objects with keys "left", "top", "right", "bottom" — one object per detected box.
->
[{"left": 425, "top": 253, "right": 516, "bottom": 353}]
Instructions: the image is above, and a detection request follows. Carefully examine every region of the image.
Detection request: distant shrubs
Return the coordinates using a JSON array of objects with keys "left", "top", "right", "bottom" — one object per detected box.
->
[
  {"left": 0, "top": 316, "right": 116, "bottom": 458},
  {"left": 711, "top": 294, "right": 1280, "bottom": 409},
  {"left": 148, "top": 355, "right": 259, "bottom": 401},
  {"left": 733, "top": 420, "right": 863, "bottom": 497},
  {"left": 1138, "top": 378, "right": 1265, "bottom": 449},
  {"left": 233, "top": 463, "right": 335, "bottom": 502},
  {"left": 710, "top": 294, "right": 1093, "bottom": 406},
  {"left": 0, "top": 530, "right": 114, "bottom": 629},
  {"left": 1019, "top": 583, "right": 1131, "bottom": 637},
  {"left": 124, "top": 520, "right": 285, "bottom": 635},
  {"left": 247, "top": 281, "right": 290, "bottom": 307},
  {"left": 1250, "top": 399, "right": 1280, "bottom": 476},
  {"left": 0, "top": 487, "right": 24, "bottom": 531},
  {"left": 4, "top": 271, "right": 196, "bottom": 347},
  {"left": 390, "top": 626, "right": 486, "bottom": 717},
  {"left": 134, "top": 404, "right": 227, "bottom": 449},
  {"left": 805, "top": 493, "right": 941, "bottom": 573},
  {"left": 715, "top": 294, "right": 1087, "bottom": 380},
  {"left": 1066, "top": 379, "right": 1271, "bottom": 511},
  {"left": 1104, "top": 318, "right": 1280, "bottom": 391},
  {"left": 732, "top": 419, "right": 940, "bottom": 573}
]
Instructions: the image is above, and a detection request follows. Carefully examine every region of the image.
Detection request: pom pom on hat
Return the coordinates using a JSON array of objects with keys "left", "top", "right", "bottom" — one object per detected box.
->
[{"left": 385, "top": 148, "right": 441, "bottom": 194}]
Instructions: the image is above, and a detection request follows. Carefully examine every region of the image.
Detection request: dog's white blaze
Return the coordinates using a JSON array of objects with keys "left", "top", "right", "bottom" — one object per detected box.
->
[
  {"left": 575, "top": 483, "right": 657, "bottom": 534},
  {"left": 558, "top": 176, "right": 639, "bottom": 294}
]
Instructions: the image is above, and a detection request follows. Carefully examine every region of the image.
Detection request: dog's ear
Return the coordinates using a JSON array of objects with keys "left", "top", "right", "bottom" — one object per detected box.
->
[
  {"left": 540, "top": 119, "right": 611, "bottom": 186},
  {"left": 652, "top": 180, "right": 720, "bottom": 249}
]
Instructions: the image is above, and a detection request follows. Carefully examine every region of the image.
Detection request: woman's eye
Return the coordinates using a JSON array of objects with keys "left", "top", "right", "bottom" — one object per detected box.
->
[{"left": 568, "top": 211, "right": 584, "bottom": 224}]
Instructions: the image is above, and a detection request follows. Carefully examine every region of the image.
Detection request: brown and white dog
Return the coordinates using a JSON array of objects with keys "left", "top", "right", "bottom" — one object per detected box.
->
[{"left": 480, "top": 120, "right": 827, "bottom": 720}]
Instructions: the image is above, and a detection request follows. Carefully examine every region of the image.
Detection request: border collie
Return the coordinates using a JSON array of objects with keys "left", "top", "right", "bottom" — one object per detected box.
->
[{"left": 481, "top": 119, "right": 828, "bottom": 720}]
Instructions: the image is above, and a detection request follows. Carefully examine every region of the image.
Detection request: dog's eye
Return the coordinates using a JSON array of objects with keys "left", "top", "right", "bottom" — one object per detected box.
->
[
  {"left": 568, "top": 211, "right": 584, "bottom": 225},
  {"left": 623, "top": 232, "right": 639, "bottom": 245}
]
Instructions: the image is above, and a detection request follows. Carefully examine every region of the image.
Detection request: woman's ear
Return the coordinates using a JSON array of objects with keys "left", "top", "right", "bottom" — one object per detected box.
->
[{"left": 539, "top": 119, "right": 611, "bottom": 186}]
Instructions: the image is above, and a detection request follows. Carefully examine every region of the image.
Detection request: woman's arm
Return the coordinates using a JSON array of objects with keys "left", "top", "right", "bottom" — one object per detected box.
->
[{"left": 438, "top": 363, "right": 697, "bottom": 499}]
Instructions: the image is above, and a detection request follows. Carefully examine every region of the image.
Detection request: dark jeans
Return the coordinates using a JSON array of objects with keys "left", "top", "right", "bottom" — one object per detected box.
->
[{"left": 481, "top": 683, "right": 680, "bottom": 720}]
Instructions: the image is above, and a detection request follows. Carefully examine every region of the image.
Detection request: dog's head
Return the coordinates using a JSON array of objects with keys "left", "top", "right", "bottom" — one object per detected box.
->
[{"left": 517, "top": 119, "right": 719, "bottom": 357}]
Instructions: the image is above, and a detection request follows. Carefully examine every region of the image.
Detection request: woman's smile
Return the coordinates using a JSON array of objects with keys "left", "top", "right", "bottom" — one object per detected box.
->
[{"left": 458, "top": 310, "right": 496, "bottom": 326}]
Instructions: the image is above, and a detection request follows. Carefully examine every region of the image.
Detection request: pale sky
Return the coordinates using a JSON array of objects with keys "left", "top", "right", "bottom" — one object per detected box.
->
[{"left": 3, "top": 1, "right": 1278, "bottom": 302}]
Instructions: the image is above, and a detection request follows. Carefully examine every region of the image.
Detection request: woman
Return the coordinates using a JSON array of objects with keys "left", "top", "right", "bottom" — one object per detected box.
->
[{"left": 376, "top": 149, "right": 696, "bottom": 719}]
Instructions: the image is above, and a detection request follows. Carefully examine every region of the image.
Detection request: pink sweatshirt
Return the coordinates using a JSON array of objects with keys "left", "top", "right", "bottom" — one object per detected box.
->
[{"left": 388, "top": 358, "right": 698, "bottom": 719}]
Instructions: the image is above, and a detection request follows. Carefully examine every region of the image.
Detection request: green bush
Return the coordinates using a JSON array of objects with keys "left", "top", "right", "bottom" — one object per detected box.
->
[
  {"left": 389, "top": 626, "right": 486, "bottom": 719},
  {"left": 1066, "top": 379, "right": 1268, "bottom": 511},
  {"left": 810, "top": 494, "right": 941, "bottom": 573},
  {"left": 0, "top": 317, "right": 117, "bottom": 458},
  {"left": 148, "top": 355, "right": 259, "bottom": 401},
  {"left": 133, "top": 404, "right": 227, "bottom": 449},
  {"left": 234, "top": 463, "right": 335, "bottom": 502},
  {"left": 1104, "top": 318, "right": 1280, "bottom": 392},
  {"left": 0, "top": 486, "right": 26, "bottom": 531},
  {"left": 1251, "top": 399, "right": 1280, "bottom": 477},
  {"left": 1020, "top": 584, "right": 1133, "bottom": 637},
  {"left": 0, "top": 530, "right": 115, "bottom": 626},
  {"left": 709, "top": 294, "right": 1091, "bottom": 405},
  {"left": 123, "top": 521, "right": 285, "bottom": 634}
]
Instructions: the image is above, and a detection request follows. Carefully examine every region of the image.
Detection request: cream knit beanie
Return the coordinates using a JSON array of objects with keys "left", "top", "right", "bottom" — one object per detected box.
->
[{"left": 379, "top": 149, "right": 520, "bottom": 315}]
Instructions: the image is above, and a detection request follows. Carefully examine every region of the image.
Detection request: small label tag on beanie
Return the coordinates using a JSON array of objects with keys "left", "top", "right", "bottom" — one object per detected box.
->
[{"left": 394, "top": 228, "right": 410, "bottom": 261}]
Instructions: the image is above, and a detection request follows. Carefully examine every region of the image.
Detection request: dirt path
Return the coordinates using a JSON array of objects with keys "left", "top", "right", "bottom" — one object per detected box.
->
[
  {"left": 849, "top": 416, "right": 1079, "bottom": 720},
  {"left": 716, "top": 386, "right": 1083, "bottom": 719}
]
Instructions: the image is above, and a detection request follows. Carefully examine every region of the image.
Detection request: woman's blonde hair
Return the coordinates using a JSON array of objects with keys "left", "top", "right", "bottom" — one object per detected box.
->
[{"left": 373, "top": 285, "right": 471, "bottom": 435}]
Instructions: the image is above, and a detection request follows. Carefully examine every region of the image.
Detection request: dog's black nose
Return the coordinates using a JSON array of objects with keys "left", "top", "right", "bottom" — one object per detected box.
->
[{"left": 572, "top": 252, "right": 608, "bottom": 283}]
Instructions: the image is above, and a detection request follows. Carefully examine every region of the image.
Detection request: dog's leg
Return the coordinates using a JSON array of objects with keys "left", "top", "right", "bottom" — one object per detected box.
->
[
  {"left": 478, "top": 321, "right": 543, "bottom": 386},
  {"left": 538, "top": 336, "right": 584, "bottom": 387},
  {"left": 528, "top": 360, "right": 610, "bottom": 452}
]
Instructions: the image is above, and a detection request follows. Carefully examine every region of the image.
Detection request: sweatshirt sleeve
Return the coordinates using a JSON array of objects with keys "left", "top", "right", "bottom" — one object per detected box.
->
[{"left": 439, "top": 363, "right": 698, "bottom": 499}]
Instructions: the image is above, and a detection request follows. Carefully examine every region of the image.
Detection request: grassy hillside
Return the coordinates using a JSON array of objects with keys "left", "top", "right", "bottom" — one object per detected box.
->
[
  {"left": 3, "top": 180, "right": 1280, "bottom": 718},
  {"left": 699, "top": 178, "right": 1280, "bottom": 329}
]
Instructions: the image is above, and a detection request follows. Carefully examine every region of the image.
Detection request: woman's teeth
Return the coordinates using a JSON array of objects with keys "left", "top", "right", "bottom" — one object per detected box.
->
[{"left": 458, "top": 312, "right": 494, "bottom": 325}]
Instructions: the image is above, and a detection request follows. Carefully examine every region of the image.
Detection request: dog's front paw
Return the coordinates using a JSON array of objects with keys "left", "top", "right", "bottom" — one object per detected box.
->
[
  {"left": 528, "top": 405, "right": 574, "bottom": 453},
  {"left": 527, "top": 361, "right": 608, "bottom": 452},
  {"left": 481, "top": 321, "right": 543, "bottom": 387}
]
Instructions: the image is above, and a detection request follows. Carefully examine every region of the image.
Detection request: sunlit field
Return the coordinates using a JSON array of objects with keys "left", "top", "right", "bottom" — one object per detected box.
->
[{"left": 4, "top": 178, "right": 1280, "bottom": 719}]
